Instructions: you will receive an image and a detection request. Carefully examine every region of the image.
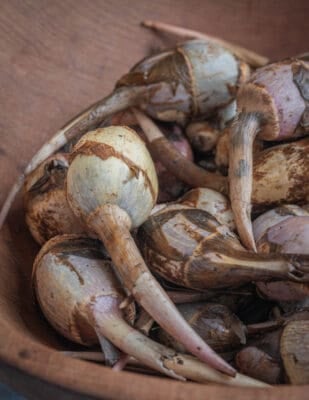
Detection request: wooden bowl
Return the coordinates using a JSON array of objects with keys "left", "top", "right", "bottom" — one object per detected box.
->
[{"left": 0, "top": 1, "right": 308, "bottom": 398}]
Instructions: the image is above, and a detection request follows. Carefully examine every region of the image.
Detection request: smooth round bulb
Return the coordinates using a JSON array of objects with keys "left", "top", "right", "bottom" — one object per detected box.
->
[{"left": 67, "top": 126, "right": 158, "bottom": 228}]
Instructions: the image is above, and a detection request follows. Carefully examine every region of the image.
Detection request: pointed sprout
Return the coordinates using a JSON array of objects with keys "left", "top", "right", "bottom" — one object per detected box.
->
[{"left": 141, "top": 20, "right": 269, "bottom": 67}]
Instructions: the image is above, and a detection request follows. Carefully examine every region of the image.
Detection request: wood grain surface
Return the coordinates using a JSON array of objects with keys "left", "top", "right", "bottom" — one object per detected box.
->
[{"left": 0, "top": 0, "right": 308, "bottom": 399}]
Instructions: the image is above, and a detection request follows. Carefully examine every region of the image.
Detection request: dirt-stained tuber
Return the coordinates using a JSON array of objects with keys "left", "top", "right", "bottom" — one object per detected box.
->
[
  {"left": 66, "top": 126, "right": 235, "bottom": 376},
  {"left": 280, "top": 320, "right": 309, "bottom": 384},
  {"left": 253, "top": 205, "right": 309, "bottom": 302},
  {"left": 229, "top": 60, "right": 309, "bottom": 251},
  {"left": 235, "top": 347, "right": 282, "bottom": 384},
  {"left": 24, "top": 153, "right": 86, "bottom": 245},
  {"left": 33, "top": 234, "right": 266, "bottom": 386},
  {"left": 157, "top": 302, "right": 246, "bottom": 353},
  {"left": 138, "top": 206, "right": 309, "bottom": 290}
]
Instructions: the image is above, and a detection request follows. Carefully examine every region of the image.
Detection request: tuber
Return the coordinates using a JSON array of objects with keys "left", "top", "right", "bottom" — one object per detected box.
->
[
  {"left": 33, "top": 234, "right": 264, "bottom": 386},
  {"left": 280, "top": 320, "right": 309, "bottom": 384},
  {"left": 23, "top": 153, "right": 86, "bottom": 245},
  {"left": 253, "top": 205, "right": 309, "bottom": 302},
  {"left": 235, "top": 347, "right": 282, "bottom": 384},
  {"left": 229, "top": 60, "right": 309, "bottom": 250},
  {"left": 66, "top": 126, "right": 234, "bottom": 375},
  {"left": 157, "top": 302, "right": 246, "bottom": 353},
  {"left": 138, "top": 205, "right": 309, "bottom": 290}
]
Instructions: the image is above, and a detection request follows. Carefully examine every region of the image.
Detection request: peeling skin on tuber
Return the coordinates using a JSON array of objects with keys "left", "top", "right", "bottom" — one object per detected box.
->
[
  {"left": 135, "top": 109, "right": 309, "bottom": 234},
  {"left": 251, "top": 138, "right": 309, "bottom": 212},
  {"left": 229, "top": 60, "right": 309, "bottom": 250},
  {"left": 102, "top": 110, "right": 194, "bottom": 202},
  {"left": 104, "top": 112, "right": 194, "bottom": 203},
  {"left": 235, "top": 346, "right": 282, "bottom": 384},
  {"left": 252, "top": 204, "right": 309, "bottom": 246}
]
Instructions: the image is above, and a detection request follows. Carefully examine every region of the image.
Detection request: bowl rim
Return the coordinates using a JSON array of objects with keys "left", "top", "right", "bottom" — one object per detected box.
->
[{"left": 0, "top": 307, "right": 308, "bottom": 400}]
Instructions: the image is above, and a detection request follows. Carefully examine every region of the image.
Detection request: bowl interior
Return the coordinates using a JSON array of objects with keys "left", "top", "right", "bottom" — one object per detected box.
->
[{"left": 0, "top": 1, "right": 308, "bottom": 399}]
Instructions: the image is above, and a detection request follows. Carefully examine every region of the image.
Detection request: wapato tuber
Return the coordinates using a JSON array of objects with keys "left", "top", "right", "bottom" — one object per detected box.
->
[
  {"left": 257, "top": 279, "right": 309, "bottom": 303},
  {"left": 0, "top": 39, "right": 248, "bottom": 228},
  {"left": 33, "top": 234, "right": 265, "bottom": 386},
  {"left": 23, "top": 153, "right": 86, "bottom": 245},
  {"left": 254, "top": 214, "right": 309, "bottom": 255},
  {"left": 66, "top": 126, "right": 234, "bottom": 376},
  {"left": 31, "top": 234, "right": 187, "bottom": 379},
  {"left": 252, "top": 204, "right": 309, "bottom": 247},
  {"left": 138, "top": 205, "right": 309, "bottom": 290},
  {"left": 280, "top": 320, "right": 309, "bottom": 384},
  {"left": 157, "top": 302, "right": 246, "bottom": 353},
  {"left": 251, "top": 138, "right": 309, "bottom": 213},
  {"left": 253, "top": 205, "right": 309, "bottom": 302},
  {"left": 33, "top": 235, "right": 133, "bottom": 365},
  {"left": 235, "top": 347, "right": 282, "bottom": 384},
  {"left": 229, "top": 59, "right": 309, "bottom": 250}
]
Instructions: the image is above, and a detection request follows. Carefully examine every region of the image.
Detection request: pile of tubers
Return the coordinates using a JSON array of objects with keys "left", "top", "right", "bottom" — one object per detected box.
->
[{"left": 1, "top": 21, "right": 309, "bottom": 387}]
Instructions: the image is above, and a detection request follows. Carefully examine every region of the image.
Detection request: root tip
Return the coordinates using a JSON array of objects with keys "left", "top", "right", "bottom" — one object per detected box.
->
[{"left": 141, "top": 20, "right": 152, "bottom": 28}]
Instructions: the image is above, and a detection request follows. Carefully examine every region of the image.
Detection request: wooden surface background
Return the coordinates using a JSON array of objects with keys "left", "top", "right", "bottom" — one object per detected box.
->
[{"left": 0, "top": 0, "right": 308, "bottom": 399}]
